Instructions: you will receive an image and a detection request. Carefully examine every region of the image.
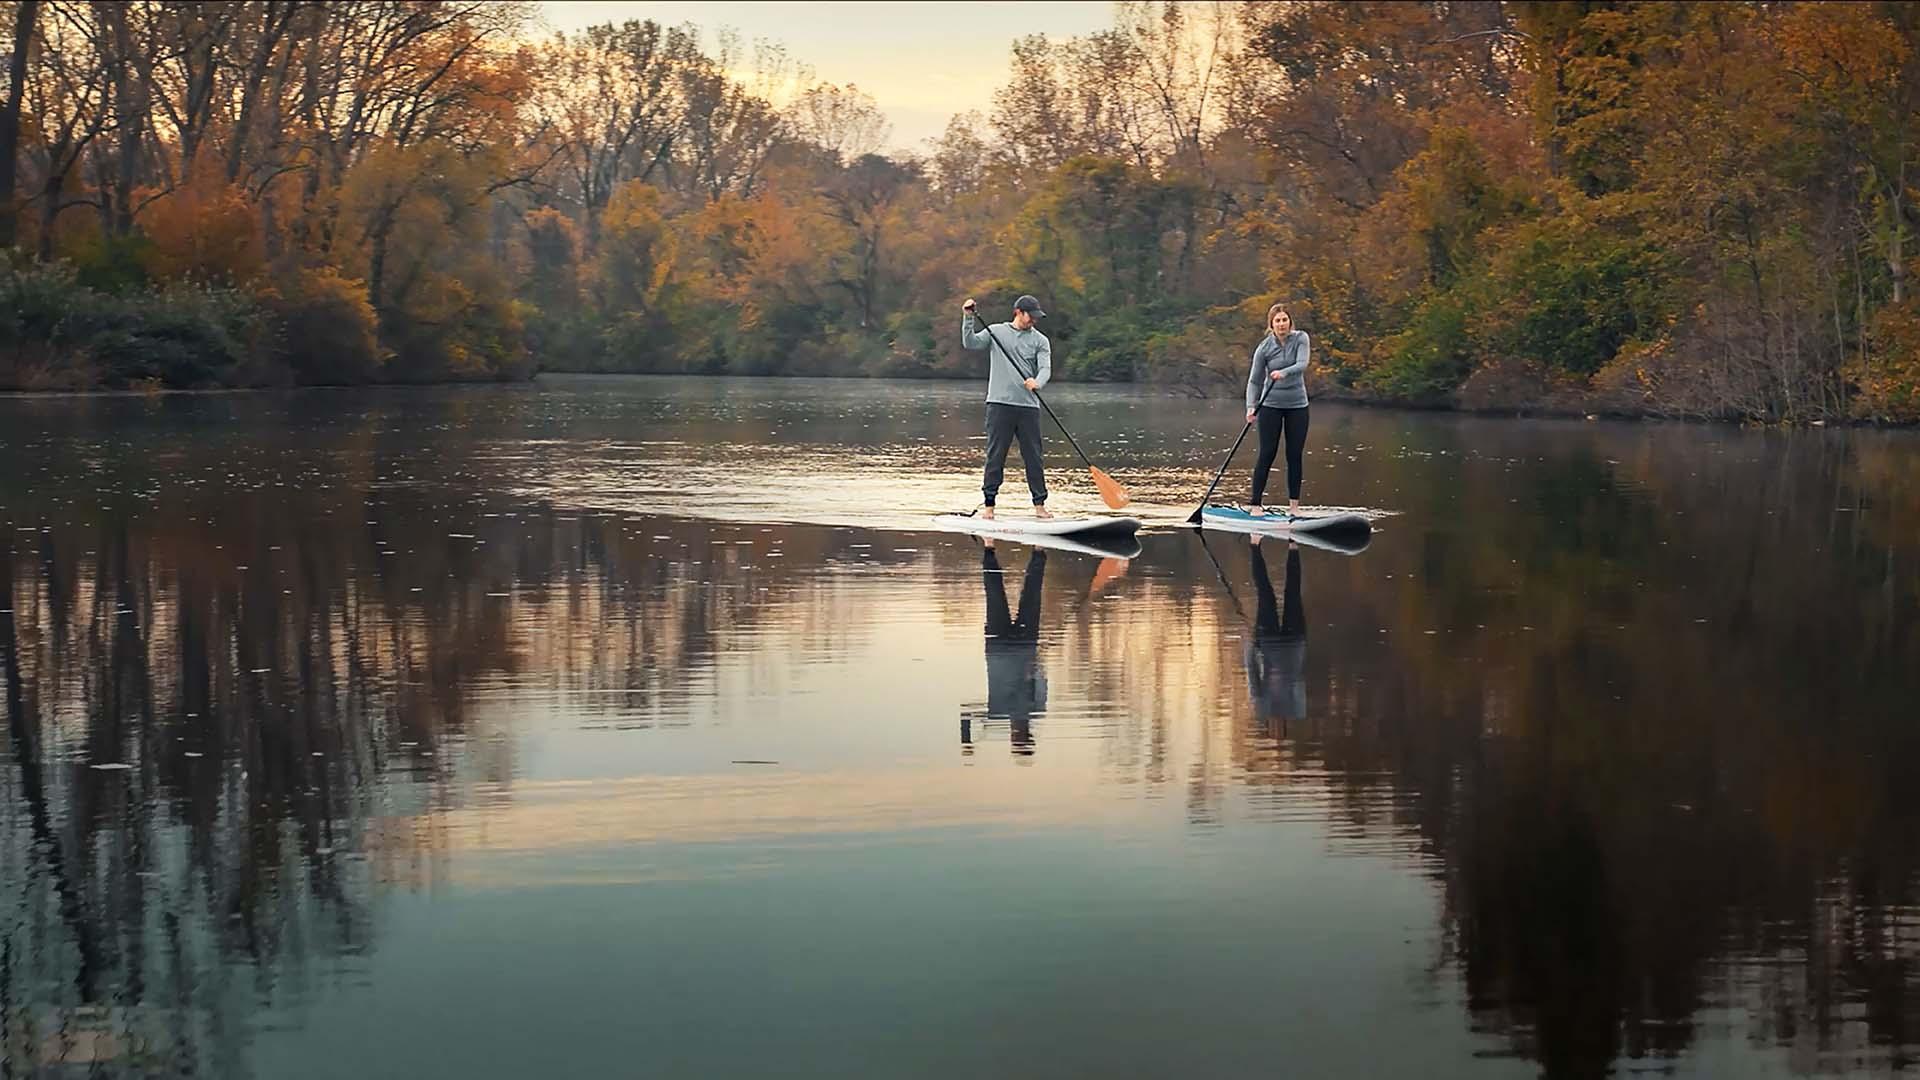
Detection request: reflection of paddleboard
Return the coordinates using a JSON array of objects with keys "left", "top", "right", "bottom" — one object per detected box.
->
[
  {"left": 932, "top": 514, "right": 1142, "bottom": 559},
  {"left": 1198, "top": 505, "right": 1371, "bottom": 536},
  {"left": 1276, "top": 528, "right": 1371, "bottom": 556}
]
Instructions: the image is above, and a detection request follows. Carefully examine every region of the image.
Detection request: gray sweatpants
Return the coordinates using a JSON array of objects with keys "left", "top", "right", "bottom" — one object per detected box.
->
[{"left": 983, "top": 403, "right": 1047, "bottom": 507}]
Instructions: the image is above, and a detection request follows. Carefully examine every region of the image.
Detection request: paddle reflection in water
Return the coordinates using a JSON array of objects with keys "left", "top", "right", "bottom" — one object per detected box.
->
[{"left": 961, "top": 541, "right": 1048, "bottom": 757}]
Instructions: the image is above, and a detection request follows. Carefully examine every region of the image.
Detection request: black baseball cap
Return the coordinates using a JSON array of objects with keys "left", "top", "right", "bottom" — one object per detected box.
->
[{"left": 1014, "top": 294, "right": 1046, "bottom": 318}]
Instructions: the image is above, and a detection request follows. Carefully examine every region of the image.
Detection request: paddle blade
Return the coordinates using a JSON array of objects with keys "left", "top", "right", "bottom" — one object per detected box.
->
[
  {"left": 1090, "top": 466, "right": 1131, "bottom": 510},
  {"left": 1090, "top": 556, "right": 1130, "bottom": 594}
]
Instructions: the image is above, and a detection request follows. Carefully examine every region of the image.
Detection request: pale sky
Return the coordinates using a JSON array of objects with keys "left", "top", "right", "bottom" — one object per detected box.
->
[{"left": 537, "top": 2, "right": 1120, "bottom": 151}]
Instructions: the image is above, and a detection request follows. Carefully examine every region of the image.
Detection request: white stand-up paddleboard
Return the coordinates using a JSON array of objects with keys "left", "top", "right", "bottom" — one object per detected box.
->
[
  {"left": 932, "top": 513, "right": 1142, "bottom": 558},
  {"left": 1198, "top": 505, "right": 1371, "bottom": 536}
]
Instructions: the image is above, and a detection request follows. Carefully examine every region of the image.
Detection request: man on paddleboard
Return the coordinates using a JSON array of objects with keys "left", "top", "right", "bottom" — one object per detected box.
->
[{"left": 961, "top": 295, "right": 1052, "bottom": 520}]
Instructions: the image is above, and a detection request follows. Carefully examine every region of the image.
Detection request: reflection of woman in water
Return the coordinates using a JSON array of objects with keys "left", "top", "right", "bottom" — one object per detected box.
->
[
  {"left": 969, "top": 542, "right": 1047, "bottom": 755},
  {"left": 1246, "top": 537, "right": 1306, "bottom": 732}
]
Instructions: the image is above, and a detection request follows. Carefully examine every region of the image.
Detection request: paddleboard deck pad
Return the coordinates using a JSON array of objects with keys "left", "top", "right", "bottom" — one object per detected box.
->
[{"left": 1198, "top": 505, "right": 1371, "bottom": 535}]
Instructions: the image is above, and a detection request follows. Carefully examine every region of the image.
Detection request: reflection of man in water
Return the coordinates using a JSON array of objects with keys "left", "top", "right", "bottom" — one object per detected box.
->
[
  {"left": 967, "top": 541, "right": 1047, "bottom": 755},
  {"left": 1247, "top": 537, "right": 1306, "bottom": 731}
]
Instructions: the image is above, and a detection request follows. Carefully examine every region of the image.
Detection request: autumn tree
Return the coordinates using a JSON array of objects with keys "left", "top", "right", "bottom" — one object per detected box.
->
[
  {"left": 2, "top": 0, "right": 1918, "bottom": 416},
  {"left": 534, "top": 19, "right": 699, "bottom": 245},
  {"left": 673, "top": 35, "right": 794, "bottom": 204},
  {"left": 791, "top": 82, "right": 890, "bottom": 163}
]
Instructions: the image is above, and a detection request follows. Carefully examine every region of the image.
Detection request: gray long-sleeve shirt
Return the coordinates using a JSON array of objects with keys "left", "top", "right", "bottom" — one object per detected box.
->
[
  {"left": 962, "top": 313, "right": 1051, "bottom": 408},
  {"left": 1246, "top": 330, "right": 1311, "bottom": 410}
]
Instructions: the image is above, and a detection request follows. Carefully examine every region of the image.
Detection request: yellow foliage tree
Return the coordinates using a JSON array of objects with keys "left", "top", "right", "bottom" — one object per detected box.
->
[{"left": 135, "top": 167, "right": 264, "bottom": 284}]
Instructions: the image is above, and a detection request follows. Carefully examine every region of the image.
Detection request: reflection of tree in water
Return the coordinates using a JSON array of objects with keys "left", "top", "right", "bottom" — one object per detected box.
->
[
  {"left": 0, "top": 471, "right": 921, "bottom": 1071},
  {"left": 0, "top": 501, "right": 500, "bottom": 1070},
  {"left": 1192, "top": 429, "right": 1920, "bottom": 1076},
  {"left": 2, "top": 526, "right": 374, "bottom": 1060},
  {"left": 3, "top": 394, "right": 1918, "bottom": 1075}
]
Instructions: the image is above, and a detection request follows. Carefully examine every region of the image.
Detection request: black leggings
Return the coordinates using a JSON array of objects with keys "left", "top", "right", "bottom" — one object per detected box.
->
[{"left": 1251, "top": 405, "right": 1309, "bottom": 504}]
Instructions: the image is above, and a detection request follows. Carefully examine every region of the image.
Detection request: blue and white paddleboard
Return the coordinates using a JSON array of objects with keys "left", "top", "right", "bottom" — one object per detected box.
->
[{"left": 1198, "top": 505, "right": 1371, "bottom": 536}]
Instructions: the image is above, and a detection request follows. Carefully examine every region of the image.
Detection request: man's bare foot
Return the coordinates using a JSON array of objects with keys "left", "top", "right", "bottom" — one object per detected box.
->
[
  {"left": 981, "top": 506, "right": 995, "bottom": 520},
  {"left": 1034, "top": 505, "right": 1053, "bottom": 520}
]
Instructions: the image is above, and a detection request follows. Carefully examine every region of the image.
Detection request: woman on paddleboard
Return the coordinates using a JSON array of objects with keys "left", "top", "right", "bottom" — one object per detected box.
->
[{"left": 1245, "top": 304, "right": 1310, "bottom": 517}]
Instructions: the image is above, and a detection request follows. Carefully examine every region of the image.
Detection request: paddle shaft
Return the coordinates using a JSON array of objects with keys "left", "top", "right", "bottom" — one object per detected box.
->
[
  {"left": 973, "top": 314, "right": 1097, "bottom": 470},
  {"left": 1194, "top": 529, "right": 1247, "bottom": 620},
  {"left": 1189, "top": 366, "right": 1284, "bottom": 521}
]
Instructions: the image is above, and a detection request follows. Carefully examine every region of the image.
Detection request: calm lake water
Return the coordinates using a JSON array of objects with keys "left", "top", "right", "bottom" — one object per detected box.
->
[{"left": 2, "top": 375, "right": 1917, "bottom": 1078}]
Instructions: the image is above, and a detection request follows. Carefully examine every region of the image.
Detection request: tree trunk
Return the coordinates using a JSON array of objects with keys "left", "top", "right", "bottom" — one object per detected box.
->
[
  {"left": 227, "top": 1, "right": 293, "bottom": 183},
  {"left": 1890, "top": 165, "right": 1906, "bottom": 305},
  {"left": 369, "top": 229, "right": 388, "bottom": 317},
  {"left": 1, "top": 546, "right": 102, "bottom": 1003},
  {"left": 103, "top": 3, "right": 144, "bottom": 234},
  {"left": 36, "top": 176, "right": 56, "bottom": 259},
  {"left": 367, "top": 194, "right": 407, "bottom": 328},
  {"left": 0, "top": 0, "right": 38, "bottom": 248}
]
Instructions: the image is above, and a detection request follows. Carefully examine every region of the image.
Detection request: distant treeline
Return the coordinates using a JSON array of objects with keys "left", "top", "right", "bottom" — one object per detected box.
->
[{"left": 1, "top": 2, "right": 1916, "bottom": 422}]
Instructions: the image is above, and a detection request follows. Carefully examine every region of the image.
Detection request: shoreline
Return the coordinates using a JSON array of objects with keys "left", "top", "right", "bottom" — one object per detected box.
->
[{"left": 2, "top": 370, "right": 1913, "bottom": 430}]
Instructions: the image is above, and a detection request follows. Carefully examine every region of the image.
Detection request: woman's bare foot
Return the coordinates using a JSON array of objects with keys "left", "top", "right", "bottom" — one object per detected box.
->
[
  {"left": 1288, "top": 499, "right": 1301, "bottom": 516},
  {"left": 1034, "top": 505, "right": 1054, "bottom": 520}
]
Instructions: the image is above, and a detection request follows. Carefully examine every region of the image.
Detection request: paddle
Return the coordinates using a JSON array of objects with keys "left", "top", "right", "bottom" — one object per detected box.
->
[
  {"left": 968, "top": 302, "right": 1131, "bottom": 511},
  {"left": 1194, "top": 529, "right": 1247, "bottom": 621},
  {"left": 1185, "top": 361, "right": 1283, "bottom": 524}
]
